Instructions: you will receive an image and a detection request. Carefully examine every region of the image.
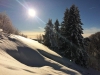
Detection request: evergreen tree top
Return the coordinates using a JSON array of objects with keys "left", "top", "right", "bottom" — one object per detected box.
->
[
  {"left": 55, "top": 19, "right": 60, "bottom": 26},
  {"left": 47, "top": 19, "right": 53, "bottom": 27}
]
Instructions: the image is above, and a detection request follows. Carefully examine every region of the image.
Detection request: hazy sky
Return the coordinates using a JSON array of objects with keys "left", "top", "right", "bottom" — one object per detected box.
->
[{"left": 0, "top": 0, "right": 100, "bottom": 38}]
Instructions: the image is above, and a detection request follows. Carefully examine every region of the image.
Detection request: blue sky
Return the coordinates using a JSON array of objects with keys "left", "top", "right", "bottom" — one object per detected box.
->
[{"left": 0, "top": 0, "right": 100, "bottom": 38}]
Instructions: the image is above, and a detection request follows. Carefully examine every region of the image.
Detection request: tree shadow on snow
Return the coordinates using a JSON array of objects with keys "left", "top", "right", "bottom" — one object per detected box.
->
[
  {"left": 6, "top": 47, "right": 47, "bottom": 67},
  {"left": 6, "top": 37, "right": 100, "bottom": 75},
  {"left": 37, "top": 49, "right": 80, "bottom": 75},
  {"left": 6, "top": 46, "right": 80, "bottom": 75}
]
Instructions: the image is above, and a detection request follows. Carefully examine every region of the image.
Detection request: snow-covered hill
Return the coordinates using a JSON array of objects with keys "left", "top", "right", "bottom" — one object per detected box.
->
[{"left": 0, "top": 34, "right": 100, "bottom": 75}]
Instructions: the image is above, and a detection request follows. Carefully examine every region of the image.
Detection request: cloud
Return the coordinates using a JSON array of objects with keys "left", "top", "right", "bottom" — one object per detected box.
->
[{"left": 83, "top": 27, "right": 100, "bottom": 37}]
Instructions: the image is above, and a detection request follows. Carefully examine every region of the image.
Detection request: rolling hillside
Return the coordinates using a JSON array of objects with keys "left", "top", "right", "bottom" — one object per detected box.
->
[{"left": 0, "top": 34, "right": 100, "bottom": 75}]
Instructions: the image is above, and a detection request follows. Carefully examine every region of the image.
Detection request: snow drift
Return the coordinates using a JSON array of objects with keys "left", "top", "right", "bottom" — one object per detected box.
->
[{"left": 0, "top": 34, "right": 100, "bottom": 75}]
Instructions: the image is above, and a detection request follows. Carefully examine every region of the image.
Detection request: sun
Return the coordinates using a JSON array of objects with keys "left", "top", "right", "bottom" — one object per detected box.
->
[{"left": 28, "top": 8, "right": 36, "bottom": 17}]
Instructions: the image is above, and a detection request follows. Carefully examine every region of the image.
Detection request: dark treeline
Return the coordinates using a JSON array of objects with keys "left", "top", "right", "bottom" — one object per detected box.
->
[
  {"left": 42, "top": 4, "right": 100, "bottom": 71},
  {"left": 86, "top": 32, "right": 100, "bottom": 71}
]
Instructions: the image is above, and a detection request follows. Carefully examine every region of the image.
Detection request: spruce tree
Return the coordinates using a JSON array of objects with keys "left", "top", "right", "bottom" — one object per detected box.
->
[
  {"left": 61, "top": 8, "right": 69, "bottom": 38},
  {"left": 43, "top": 19, "right": 56, "bottom": 49},
  {"left": 66, "top": 5, "right": 87, "bottom": 66},
  {"left": 59, "top": 8, "right": 70, "bottom": 54},
  {"left": 43, "top": 20, "right": 50, "bottom": 47},
  {"left": 54, "top": 19, "right": 60, "bottom": 34},
  {"left": 60, "top": 5, "right": 88, "bottom": 67},
  {"left": 67, "top": 5, "right": 84, "bottom": 47},
  {"left": 54, "top": 19, "right": 60, "bottom": 49}
]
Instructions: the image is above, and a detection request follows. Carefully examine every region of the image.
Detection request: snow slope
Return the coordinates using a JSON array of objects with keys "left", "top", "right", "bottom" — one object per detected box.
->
[{"left": 0, "top": 34, "right": 100, "bottom": 75}]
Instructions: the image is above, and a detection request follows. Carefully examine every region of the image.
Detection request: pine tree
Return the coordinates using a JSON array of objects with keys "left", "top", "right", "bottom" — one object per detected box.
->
[
  {"left": 43, "top": 19, "right": 56, "bottom": 49},
  {"left": 43, "top": 19, "right": 52, "bottom": 47},
  {"left": 65, "top": 5, "right": 87, "bottom": 66},
  {"left": 54, "top": 19, "right": 60, "bottom": 49},
  {"left": 59, "top": 8, "right": 70, "bottom": 54},
  {"left": 60, "top": 8, "right": 69, "bottom": 38},
  {"left": 54, "top": 19, "right": 60, "bottom": 34},
  {"left": 67, "top": 5, "right": 84, "bottom": 47},
  {"left": 59, "top": 5, "right": 88, "bottom": 67}
]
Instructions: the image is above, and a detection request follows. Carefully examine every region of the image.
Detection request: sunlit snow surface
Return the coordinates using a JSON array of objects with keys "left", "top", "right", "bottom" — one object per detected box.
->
[{"left": 0, "top": 34, "right": 100, "bottom": 75}]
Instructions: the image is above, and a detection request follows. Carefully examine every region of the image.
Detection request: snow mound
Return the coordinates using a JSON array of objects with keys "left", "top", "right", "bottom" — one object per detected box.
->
[{"left": 0, "top": 34, "right": 100, "bottom": 75}]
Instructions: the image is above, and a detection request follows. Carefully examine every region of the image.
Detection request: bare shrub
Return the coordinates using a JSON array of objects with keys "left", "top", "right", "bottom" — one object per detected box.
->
[
  {"left": 20, "top": 34, "right": 27, "bottom": 38},
  {"left": 37, "top": 34, "right": 43, "bottom": 43},
  {"left": 0, "top": 12, "right": 19, "bottom": 34}
]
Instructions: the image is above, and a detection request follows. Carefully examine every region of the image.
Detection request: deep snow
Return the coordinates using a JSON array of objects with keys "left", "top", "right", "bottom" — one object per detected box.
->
[{"left": 0, "top": 34, "right": 100, "bottom": 75}]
